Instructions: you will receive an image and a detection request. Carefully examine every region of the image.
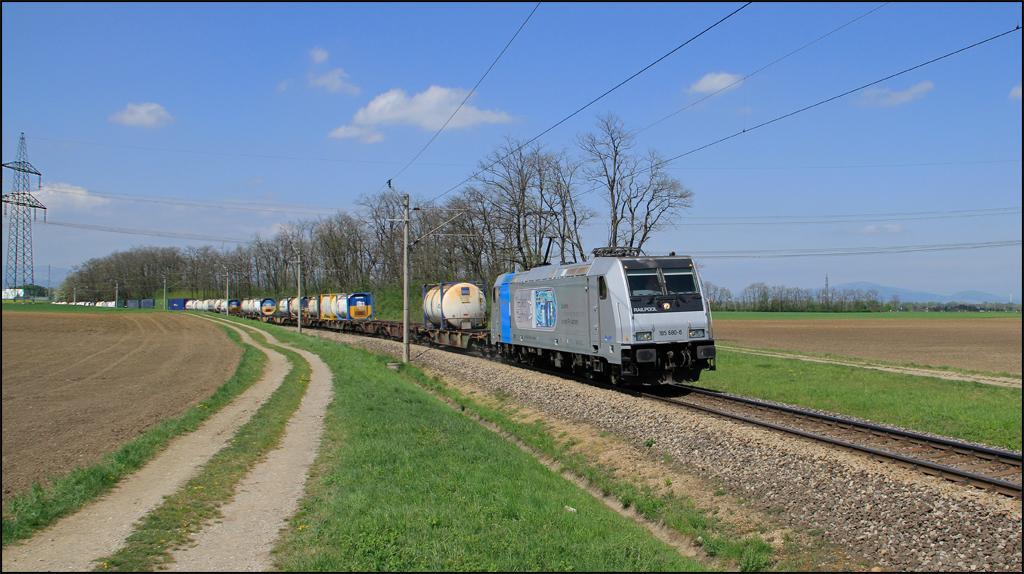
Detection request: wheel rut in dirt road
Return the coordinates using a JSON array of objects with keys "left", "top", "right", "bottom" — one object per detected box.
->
[
  {"left": 1, "top": 321, "right": 291, "bottom": 573},
  {"left": 167, "top": 319, "right": 334, "bottom": 572}
]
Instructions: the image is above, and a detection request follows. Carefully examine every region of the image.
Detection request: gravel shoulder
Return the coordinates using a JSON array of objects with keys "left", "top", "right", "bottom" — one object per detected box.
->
[{"left": 1, "top": 320, "right": 290, "bottom": 572}]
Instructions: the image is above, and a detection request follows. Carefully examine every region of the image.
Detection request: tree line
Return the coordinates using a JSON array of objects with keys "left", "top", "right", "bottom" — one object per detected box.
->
[
  {"left": 703, "top": 282, "right": 1020, "bottom": 313},
  {"left": 57, "top": 114, "right": 695, "bottom": 302}
]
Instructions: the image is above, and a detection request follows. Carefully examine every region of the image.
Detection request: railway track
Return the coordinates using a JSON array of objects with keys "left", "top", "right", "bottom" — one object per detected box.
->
[
  {"left": 266, "top": 315, "right": 1024, "bottom": 498},
  {"left": 642, "top": 384, "right": 1023, "bottom": 498}
]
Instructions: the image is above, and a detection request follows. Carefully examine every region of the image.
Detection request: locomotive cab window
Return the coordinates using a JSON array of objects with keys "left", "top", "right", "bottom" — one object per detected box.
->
[
  {"left": 662, "top": 268, "right": 698, "bottom": 294},
  {"left": 626, "top": 269, "right": 662, "bottom": 297},
  {"left": 599, "top": 276, "right": 608, "bottom": 299}
]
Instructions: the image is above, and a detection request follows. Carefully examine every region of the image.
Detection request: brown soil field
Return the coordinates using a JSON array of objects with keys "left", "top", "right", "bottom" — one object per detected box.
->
[
  {"left": 1, "top": 311, "right": 242, "bottom": 503},
  {"left": 714, "top": 317, "right": 1022, "bottom": 375}
]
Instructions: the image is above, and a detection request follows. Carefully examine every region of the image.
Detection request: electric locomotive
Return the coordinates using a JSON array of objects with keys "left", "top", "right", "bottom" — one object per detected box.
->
[{"left": 490, "top": 248, "right": 716, "bottom": 384}]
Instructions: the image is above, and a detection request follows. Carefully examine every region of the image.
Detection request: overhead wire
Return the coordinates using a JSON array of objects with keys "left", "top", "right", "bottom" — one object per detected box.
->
[
  {"left": 18, "top": 136, "right": 474, "bottom": 168},
  {"left": 38, "top": 184, "right": 357, "bottom": 216},
  {"left": 422, "top": 2, "right": 752, "bottom": 206},
  {"left": 671, "top": 207, "right": 1022, "bottom": 226},
  {"left": 689, "top": 239, "right": 1022, "bottom": 259},
  {"left": 383, "top": 2, "right": 542, "bottom": 190},
  {"left": 1, "top": 218, "right": 249, "bottom": 243},
  {"left": 638, "top": 2, "right": 889, "bottom": 135},
  {"left": 23, "top": 184, "right": 1023, "bottom": 224},
  {"left": 659, "top": 25, "right": 1023, "bottom": 167}
]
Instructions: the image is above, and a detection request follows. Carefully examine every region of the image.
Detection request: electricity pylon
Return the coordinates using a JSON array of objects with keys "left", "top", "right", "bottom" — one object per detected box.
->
[{"left": 2, "top": 133, "right": 46, "bottom": 290}]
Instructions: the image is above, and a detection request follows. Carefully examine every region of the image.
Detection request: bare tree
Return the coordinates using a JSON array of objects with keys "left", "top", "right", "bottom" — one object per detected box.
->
[
  {"left": 541, "top": 149, "right": 594, "bottom": 264},
  {"left": 577, "top": 113, "right": 694, "bottom": 252}
]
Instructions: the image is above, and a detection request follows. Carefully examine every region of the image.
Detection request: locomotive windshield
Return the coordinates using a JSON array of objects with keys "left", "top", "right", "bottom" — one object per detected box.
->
[
  {"left": 626, "top": 269, "right": 662, "bottom": 296},
  {"left": 662, "top": 268, "right": 698, "bottom": 294},
  {"left": 625, "top": 267, "right": 699, "bottom": 297}
]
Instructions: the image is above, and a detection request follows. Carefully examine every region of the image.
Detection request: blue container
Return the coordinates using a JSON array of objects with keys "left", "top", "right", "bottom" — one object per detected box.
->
[
  {"left": 127, "top": 300, "right": 140, "bottom": 309},
  {"left": 168, "top": 298, "right": 188, "bottom": 311},
  {"left": 141, "top": 299, "right": 155, "bottom": 309}
]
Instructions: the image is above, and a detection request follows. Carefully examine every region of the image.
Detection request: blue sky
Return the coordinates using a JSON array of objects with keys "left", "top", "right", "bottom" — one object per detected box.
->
[{"left": 3, "top": 2, "right": 1021, "bottom": 300}]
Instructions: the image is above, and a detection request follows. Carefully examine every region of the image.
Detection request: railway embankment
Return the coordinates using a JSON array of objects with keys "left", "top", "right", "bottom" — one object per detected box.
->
[{"left": 316, "top": 329, "right": 1022, "bottom": 572}]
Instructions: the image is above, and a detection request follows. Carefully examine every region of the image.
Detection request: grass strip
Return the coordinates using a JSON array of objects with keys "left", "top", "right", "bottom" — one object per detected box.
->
[
  {"left": 398, "top": 361, "right": 774, "bottom": 572},
  {"left": 702, "top": 349, "right": 1022, "bottom": 451},
  {"left": 242, "top": 323, "right": 755, "bottom": 572},
  {"left": 1, "top": 325, "right": 264, "bottom": 547},
  {"left": 93, "top": 327, "right": 311, "bottom": 571}
]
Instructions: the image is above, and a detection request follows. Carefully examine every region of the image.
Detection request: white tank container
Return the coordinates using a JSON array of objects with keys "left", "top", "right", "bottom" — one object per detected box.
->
[
  {"left": 334, "top": 294, "right": 349, "bottom": 319},
  {"left": 288, "top": 297, "right": 303, "bottom": 316},
  {"left": 423, "top": 283, "right": 487, "bottom": 329},
  {"left": 307, "top": 297, "right": 319, "bottom": 317}
]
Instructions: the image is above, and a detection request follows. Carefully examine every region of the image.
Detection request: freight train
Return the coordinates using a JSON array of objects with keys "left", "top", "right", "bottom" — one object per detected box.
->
[{"left": 185, "top": 249, "right": 717, "bottom": 384}]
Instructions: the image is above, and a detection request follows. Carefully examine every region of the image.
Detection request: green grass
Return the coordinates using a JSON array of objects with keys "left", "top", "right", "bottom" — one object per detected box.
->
[
  {"left": 701, "top": 349, "right": 1022, "bottom": 451},
  {"left": 94, "top": 326, "right": 312, "bottom": 571},
  {"left": 1, "top": 326, "right": 265, "bottom": 547},
  {"left": 222, "top": 321, "right": 711, "bottom": 572},
  {"left": 713, "top": 311, "right": 1020, "bottom": 320}
]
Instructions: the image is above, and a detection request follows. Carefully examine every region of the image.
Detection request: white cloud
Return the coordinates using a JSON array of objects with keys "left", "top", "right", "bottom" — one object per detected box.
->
[
  {"left": 855, "top": 224, "right": 905, "bottom": 234},
  {"left": 309, "top": 68, "right": 361, "bottom": 96},
  {"left": 327, "top": 125, "right": 385, "bottom": 144},
  {"left": 689, "top": 72, "right": 742, "bottom": 94},
  {"left": 358, "top": 86, "right": 512, "bottom": 130},
  {"left": 35, "top": 184, "right": 110, "bottom": 210},
  {"left": 310, "top": 47, "right": 329, "bottom": 63},
  {"left": 108, "top": 102, "right": 174, "bottom": 128},
  {"left": 328, "top": 86, "right": 512, "bottom": 143},
  {"left": 1011, "top": 85, "right": 1022, "bottom": 100},
  {"left": 858, "top": 81, "right": 934, "bottom": 107},
  {"left": 277, "top": 80, "right": 289, "bottom": 92}
]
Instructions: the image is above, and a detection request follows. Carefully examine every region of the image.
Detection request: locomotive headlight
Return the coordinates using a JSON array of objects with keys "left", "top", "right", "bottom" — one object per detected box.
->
[
  {"left": 688, "top": 328, "right": 705, "bottom": 338},
  {"left": 635, "top": 331, "right": 652, "bottom": 342}
]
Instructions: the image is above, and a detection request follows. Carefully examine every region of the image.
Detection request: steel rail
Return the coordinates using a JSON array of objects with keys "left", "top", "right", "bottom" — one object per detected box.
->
[{"left": 646, "top": 385, "right": 1021, "bottom": 498}]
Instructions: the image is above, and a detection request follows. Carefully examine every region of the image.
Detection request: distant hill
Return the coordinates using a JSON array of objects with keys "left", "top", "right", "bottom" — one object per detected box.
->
[{"left": 834, "top": 282, "right": 1015, "bottom": 304}]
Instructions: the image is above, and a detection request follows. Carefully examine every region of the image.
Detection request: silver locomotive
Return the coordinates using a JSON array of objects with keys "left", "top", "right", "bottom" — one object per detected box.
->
[{"left": 491, "top": 248, "right": 716, "bottom": 384}]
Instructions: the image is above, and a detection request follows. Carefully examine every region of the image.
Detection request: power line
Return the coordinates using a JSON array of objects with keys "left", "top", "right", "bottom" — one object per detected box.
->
[
  {"left": 638, "top": 2, "right": 890, "bottom": 135},
  {"left": 33, "top": 183, "right": 1022, "bottom": 225},
  {"left": 690, "top": 239, "right": 1022, "bottom": 259},
  {"left": 17, "top": 136, "right": 475, "bottom": 168},
  {"left": 6, "top": 218, "right": 250, "bottom": 243},
  {"left": 672, "top": 207, "right": 1021, "bottom": 226},
  {"left": 661, "top": 25, "right": 1022, "bottom": 166},
  {"left": 666, "top": 159, "right": 1020, "bottom": 171},
  {"left": 38, "top": 184, "right": 357, "bottom": 216},
  {"left": 385, "top": 2, "right": 541, "bottom": 188},
  {"left": 423, "top": 2, "right": 752, "bottom": 206}
]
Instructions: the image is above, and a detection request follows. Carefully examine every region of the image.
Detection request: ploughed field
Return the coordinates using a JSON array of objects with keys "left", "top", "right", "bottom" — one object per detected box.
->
[
  {"left": 1, "top": 311, "right": 242, "bottom": 502},
  {"left": 714, "top": 317, "right": 1022, "bottom": 376}
]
